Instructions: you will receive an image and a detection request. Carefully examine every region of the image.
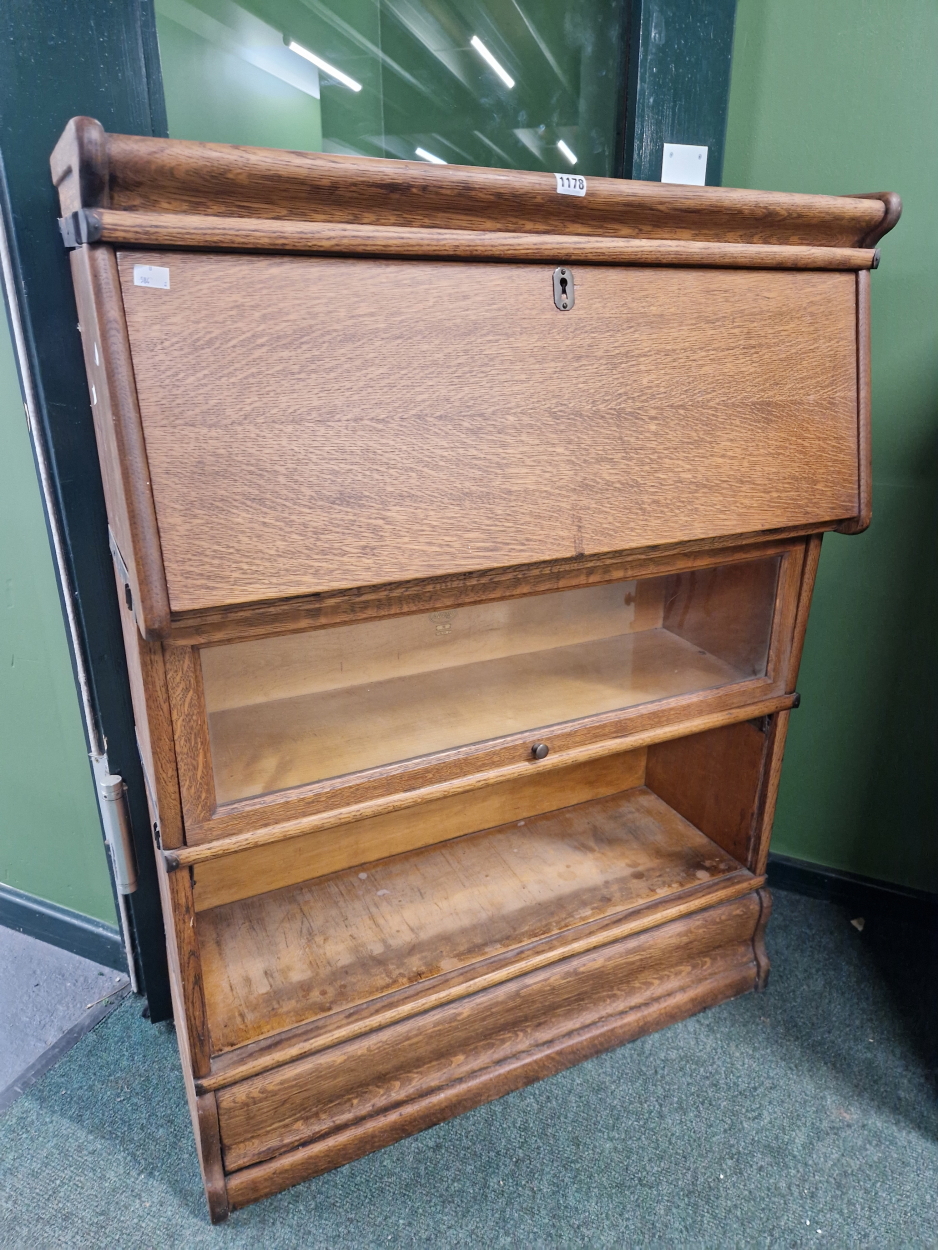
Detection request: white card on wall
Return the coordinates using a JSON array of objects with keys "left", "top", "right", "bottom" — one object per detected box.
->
[
  {"left": 660, "top": 143, "right": 708, "bottom": 186},
  {"left": 133, "top": 264, "right": 170, "bottom": 289}
]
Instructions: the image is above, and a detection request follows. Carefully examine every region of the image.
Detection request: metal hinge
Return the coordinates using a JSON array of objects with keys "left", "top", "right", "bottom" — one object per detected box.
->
[
  {"left": 58, "top": 208, "right": 103, "bottom": 249},
  {"left": 97, "top": 773, "right": 139, "bottom": 895},
  {"left": 91, "top": 754, "right": 140, "bottom": 991}
]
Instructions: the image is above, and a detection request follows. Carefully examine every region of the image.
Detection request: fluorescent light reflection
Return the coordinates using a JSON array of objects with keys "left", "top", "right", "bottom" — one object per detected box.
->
[
  {"left": 470, "top": 35, "right": 515, "bottom": 88},
  {"left": 415, "top": 147, "right": 447, "bottom": 164},
  {"left": 287, "top": 40, "right": 362, "bottom": 92},
  {"left": 557, "top": 139, "right": 577, "bottom": 165}
]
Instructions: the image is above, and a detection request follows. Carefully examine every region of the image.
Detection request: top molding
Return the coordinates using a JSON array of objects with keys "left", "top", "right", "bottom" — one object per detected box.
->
[{"left": 52, "top": 117, "right": 901, "bottom": 251}]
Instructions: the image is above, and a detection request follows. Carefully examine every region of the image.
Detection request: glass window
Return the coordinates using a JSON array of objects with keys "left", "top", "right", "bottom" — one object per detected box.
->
[
  {"left": 200, "top": 556, "right": 780, "bottom": 803},
  {"left": 155, "top": 0, "right": 628, "bottom": 175}
]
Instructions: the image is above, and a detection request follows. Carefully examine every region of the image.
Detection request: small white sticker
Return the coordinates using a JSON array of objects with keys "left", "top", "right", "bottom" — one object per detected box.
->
[
  {"left": 133, "top": 264, "right": 170, "bottom": 289},
  {"left": 661, "top": 143, "right": 708, "bottom": 186},
  {"left": 555, "top": 172, "right": 586, "bottom": 197}
]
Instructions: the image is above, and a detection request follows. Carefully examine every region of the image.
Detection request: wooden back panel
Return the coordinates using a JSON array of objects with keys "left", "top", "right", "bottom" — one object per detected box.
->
[
  {"left": 118, "top": 251, "right": 859, "bottom": 613},
  {"left": 663, "top": 558, "right": 780, "bottom": 677}
]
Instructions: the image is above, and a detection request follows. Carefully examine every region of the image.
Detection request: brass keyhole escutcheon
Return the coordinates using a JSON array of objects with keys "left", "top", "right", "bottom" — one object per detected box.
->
[{"left": 552, "top": 267, "right": 574, "bottom": 311}]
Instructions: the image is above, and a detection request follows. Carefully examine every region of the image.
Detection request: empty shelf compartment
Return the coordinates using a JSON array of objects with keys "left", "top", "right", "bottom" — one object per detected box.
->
[{"left": 198, "top": 786, "right": 750, "bottom": 1054}]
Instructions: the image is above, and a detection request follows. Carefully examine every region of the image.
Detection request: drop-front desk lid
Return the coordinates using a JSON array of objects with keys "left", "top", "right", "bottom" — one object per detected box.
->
[{"left": 51, "top": 117, "right": 900, "bottom": 639}]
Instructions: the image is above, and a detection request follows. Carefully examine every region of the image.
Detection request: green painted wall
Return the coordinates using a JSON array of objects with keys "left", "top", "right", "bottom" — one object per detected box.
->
[
  {"left": 0, "top": 318, "right": 116, "bottom": 923},
  {"left": 724, "top": 0, "right": 938, "bottom": 890},
  {"left": 156, "top": 3, "right": 323, "bottom": 151}
]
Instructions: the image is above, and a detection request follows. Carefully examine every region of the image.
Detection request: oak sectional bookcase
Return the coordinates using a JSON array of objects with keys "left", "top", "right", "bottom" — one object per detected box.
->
[{"left": 50, "top": 117, "right": 899, "bottom": 1221}]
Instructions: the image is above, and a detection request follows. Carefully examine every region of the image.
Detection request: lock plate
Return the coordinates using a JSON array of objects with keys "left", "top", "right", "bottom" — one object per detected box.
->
[{"left": 552, "top": 266, "right": 574, "bottom": 311}]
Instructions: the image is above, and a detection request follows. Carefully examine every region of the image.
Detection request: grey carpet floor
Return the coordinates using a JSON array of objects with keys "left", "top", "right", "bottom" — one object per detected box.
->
[
  {"left": 0, "top": 926, "right": 129, "bottom": 1111},
  {"left": 1, "top": 891, "right": 936, "bottom": 1248}
]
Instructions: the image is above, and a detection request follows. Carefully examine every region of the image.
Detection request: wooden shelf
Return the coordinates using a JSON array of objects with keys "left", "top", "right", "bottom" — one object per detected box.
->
[
  {"left": 198, "top": 785, "right": 746, "bottom": 1054},
  {"left": 207, "top": 628, "right": 745, "bottom": 802}
]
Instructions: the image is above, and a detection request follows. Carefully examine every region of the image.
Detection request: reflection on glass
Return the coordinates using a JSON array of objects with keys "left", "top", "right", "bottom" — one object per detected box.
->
[
  {"left": 155, "top": 0, "right": 628, "bottom": 175},
  {"left": 201, "top": 558, "right": 780, "bottom": 804}
]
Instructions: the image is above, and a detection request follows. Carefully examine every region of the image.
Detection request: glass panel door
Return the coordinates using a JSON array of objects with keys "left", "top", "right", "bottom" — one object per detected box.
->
[{"left": 201, "top": 556, "right": 780, "bottom": 802}]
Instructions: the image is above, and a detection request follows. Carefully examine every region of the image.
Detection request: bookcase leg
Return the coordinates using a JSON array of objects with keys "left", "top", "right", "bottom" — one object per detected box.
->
[
  {"left": 196, "top": 1091, "right": 230, "bottom": 1223},
  {"left": 753, "top": 888, "right": 773, "bottom": 991}
]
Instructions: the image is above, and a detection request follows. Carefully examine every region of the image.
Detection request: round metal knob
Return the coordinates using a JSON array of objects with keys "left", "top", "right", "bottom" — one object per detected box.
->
[{"left": 532, "top": 743, "right": 549, "bottom": 760}]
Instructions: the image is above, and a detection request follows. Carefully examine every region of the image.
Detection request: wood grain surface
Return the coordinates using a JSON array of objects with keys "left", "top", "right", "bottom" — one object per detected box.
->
[
  {"left": 751, "top": 710, "right": 792, "bottom": 878},
  {"left": 86, "top": 209, "right": 880, "bottom": 270},
  {"left": 228, "top": 957, "right": 755, "bottom": 1208},
  {"left": 112, "top": 561, "right": 186, "bottom": 848},
  {"left": 225, "top": 956, "right": 755, "bottom": 1208},
  {"left": 54, "top": 120, "right": 897, "bottom": 248},
  {"left": 117, "top": 251, "right": 860, "bottom": 614},
  {"left": 71, "top": 245, "right": 170, "bottom": 636},
  {"left": 50, "top": 115, "right": 109, "bottom": 215},
  {"left": 836, "top": 270, "right": 872, "bottom": 533},
  {"left": 164, "top": 644, "right": 216, "bottom": 826},
  {"left": 785, "top": 535, "right": 823, "bottom": 690},
  {"left": 646, "top": 720, "right": 768, "bottom": 867},
  {"left": 197, "top": 786, "right": 742, "bottom": 1053},
  {"left": 195, "top": 1092, "right": 229, "bottom": 1223},
  {"left": 852, "top": 192, "right": 902, "bottom": 248},
  {"left": 200, "top": 870, "right": 760, "bottom": 1093},
  {"left": 169, "top": 530, "right": 812, "bottom": 647},
  {"left": 663, "top": 557, "right": 779, "bottom": 677},
  {"left": 168, "top": 690, "right": 797, "bottom": 865},
  {"left": 753, "top": 888, "right": 773, "bottom": 990},
  {"left": 192, "top": 749, "right": 648, "bottom": 911},
  {"left": 214, "top": 892, "right": 762, "bottom": 1177},
  {"left": 153, "top": 844, "right": 212, "bottom": 1079},
  {"left": 741, "top": 526, "right": 823, "bottom": 874}
]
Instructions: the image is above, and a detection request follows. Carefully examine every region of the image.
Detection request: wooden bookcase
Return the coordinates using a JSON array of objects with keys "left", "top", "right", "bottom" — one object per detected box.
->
[{"left": 50, "top": 117, "right": 899, "bottom": 1221}]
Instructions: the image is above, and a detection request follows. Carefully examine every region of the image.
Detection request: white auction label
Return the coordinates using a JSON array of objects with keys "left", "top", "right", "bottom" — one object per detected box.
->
[
  {"left": 555, "top": 173, "right": 586, "bottom": 197},
  {"left": 133, "top": 264, "right": 170, "bottom": 289}
]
